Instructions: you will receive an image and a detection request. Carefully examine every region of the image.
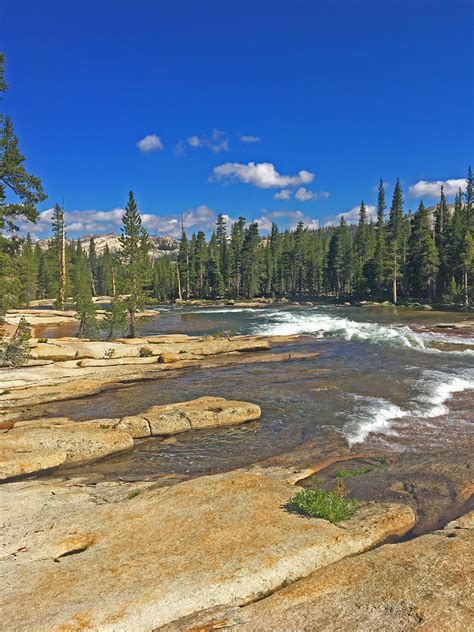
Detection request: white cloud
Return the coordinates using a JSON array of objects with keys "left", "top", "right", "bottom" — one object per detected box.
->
[
  {"left": 142, "top": 205, "right": 216, "bottom": 237},
  {"left": 254, "top": 210, "right": 320, "bottom": 232},
  {"left": 136, "top": 134, "right": 164, "bottom": 153},
  {"left": 19, "top": 205, "right": 218, "bottom": 239},
  {"left": 176, "top": 129, "right": 229, "bottom": 154},
  {"left": 294, "top": 187, "right": 330, "bottom": 202},
  {"left": 212, "top": 162, "right": 315, "bottom": 189},
  {"left": 240, "top": 135, "right": 261, "bottom": 143},
  {"left": 274, "top": 189, "right": 291, "bottom": 200},
  {"left": 408, "top": 178, "right": 466, "bottom": 198},
  {"left": 324, "top": 204, "right": 377, "bottom": 227}
]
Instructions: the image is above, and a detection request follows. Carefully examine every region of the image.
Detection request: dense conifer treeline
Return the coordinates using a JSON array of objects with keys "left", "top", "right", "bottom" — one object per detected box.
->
[{"left": 1, "top": 170, "right": 473, "bottom": 318}]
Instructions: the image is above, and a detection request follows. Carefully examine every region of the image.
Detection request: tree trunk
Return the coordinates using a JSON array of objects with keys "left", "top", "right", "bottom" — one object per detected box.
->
[
  {"left": 129, "top": 309, "right": 136, "bottom": 338},
  {"left": 176, "top": 264, "right": 182, "bottom": 301},
  {"left": 59, "top": 216, "right": 66, "bottom": 310},
  {"left": 464, "top": 268, "right": 469, "bottom": 308},
  {"left": 392, "top": 270, "right": 397, "bottom": 304}
]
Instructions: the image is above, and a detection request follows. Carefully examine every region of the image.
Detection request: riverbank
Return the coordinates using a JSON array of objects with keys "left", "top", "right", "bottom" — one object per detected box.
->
[
  {"left": 1, "top": 309, "right": 472, "bottom": 630},
  {"left": 1, "top": 444, "right": 472, "bottom": 630}
]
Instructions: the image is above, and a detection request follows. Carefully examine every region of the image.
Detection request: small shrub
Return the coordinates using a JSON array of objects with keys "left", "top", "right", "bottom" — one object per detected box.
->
[
  {"left": 126, "top": 489, "right": 141, "bottom": 500},
  {"left": 0, "top": 318, "right": 32, "bottom": 367},
  {"left": 0, "top": 389, "right": 10, "bottom": 396},
  {"left": 139, "top": 346, "right": 153, "bottom": 357},
  {"left": 38, "top": 337, "right": 48, "bottom": 344},
  {"left": 104, "top": 348, "right": 116, "bottom": 359},
  {"left": 288, "top": 489, "right": 357, "bottom": 523},
  {"left": 209, "top": 328, "right": 238, "bottom": 340},
  {"left": 100, "top": 299, "right": 128, "bottom": 340}
]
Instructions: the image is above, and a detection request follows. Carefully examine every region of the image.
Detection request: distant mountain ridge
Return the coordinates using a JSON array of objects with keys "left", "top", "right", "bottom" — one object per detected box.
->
[{"left": 36, "top": 233, "right": 179, "bottom": 257}]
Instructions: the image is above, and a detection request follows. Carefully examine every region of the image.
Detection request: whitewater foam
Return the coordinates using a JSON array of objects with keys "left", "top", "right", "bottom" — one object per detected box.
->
[
  {"left": 253, "top": 310, "right": 474, "bottom": 356},
  {"left": 344, "top": 368, "right": 474, "bottom": 446},
  {"left": 344, "top": 396, "right": 407, "bottom": 446},
  {"left": 414, "top": 369, "right": 474, "bottom": 418},
  {"left": 254, "top": 311, "right": 427, "bottom": 349}
]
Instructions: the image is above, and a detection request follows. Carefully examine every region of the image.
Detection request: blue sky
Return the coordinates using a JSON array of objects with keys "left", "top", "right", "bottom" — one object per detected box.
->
[{"left": 2, "top": 0, "right": 473, "bottom": 237}]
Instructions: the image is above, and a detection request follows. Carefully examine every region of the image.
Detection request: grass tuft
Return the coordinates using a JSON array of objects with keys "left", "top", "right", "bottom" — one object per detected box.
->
[
  {"left": 126, "top": 489, "right": 142, "bottom": 500},
  {"left": 335, "top": 464, "right": 385, "bottom": 479},
  {"left": 288, "top": 488, "right": 357, "bottom": 523}
]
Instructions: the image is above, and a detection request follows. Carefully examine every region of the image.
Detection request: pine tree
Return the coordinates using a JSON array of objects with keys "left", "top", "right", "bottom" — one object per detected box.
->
[
  {"left": 96, "top": 244, "right": 115, "bottom": 296},
  {"left": 460, "top": 232, "right": 474, "bottom": 307},
  {"left": 293, "top": 221, "right": 306, "bottom": 294},
  {"left": 88, "top": 237, "right": 99, "bottom": 296},
  {"left": 118, "top": 191, "right": 149, "bottom": 337},
  {"left": 241, "top": 222, "right": 260, "bottom": 298},
  {"left": 0, "top": 54, "right": 45, "bottom": 312},
  {"left": 215, "top": 213, "right": 229, "bottom": 290},
  {"left": 19, "top": 233, "right": 38, "bottom": 306},
  {"left": 73, "top": 242, "right": 97, "bottom": 338},
  {"left": 0, "top": 117, "right": 43, "bottom": 229},
  {"left": 206, "top": 232, "right": 224, "bottom": 298},
  {"left": 229, "top": 217, "right": 245, "bottom": 298},
  {"left": 387, "top": 179, "right": 404, "bottom": 303},
  {"left": 434, "top": 186, "right": 452, "bottom": 300},
  {"left": 100, "top": 298, "right": 128, "bottom": 340},
  {"left": 374, "top": 179, "right": 387, "bottom": 297},
  {"left": 51, "top": 204, "right": 66, "bottom": 309},
  {"left": 193, "top": 231, "right": 208, "bottom": 298},
  {"left": 354, "top": 201, "right": 370, "bottom": 294},
  {"left": 178, "top": 229, "right": 190, "bottom": 299},
  {"left": 334, "top": 217, "right": 353, "bottom": 296},
  {"left": 408, "top": 201, "right": 439, "bottom": 299}
]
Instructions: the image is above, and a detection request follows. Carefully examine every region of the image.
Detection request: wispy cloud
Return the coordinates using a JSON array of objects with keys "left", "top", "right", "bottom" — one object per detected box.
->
[
  {"left": 274, "top": 189, "right": 292, "bottom": 200},
  {"left": 136, "top": 134, "right": 164, "bottom": 153},
  {"left": 240, "top": 135, "right": 261, "bottom": 144},
  {"left": 295, "top": 187, "right": 330, "bottom": 202},
  {"left": 211, "top": 162, "right": 315, "bottom": 189},
  {"left": 255, "top": 210, "right": 319, "bottom": 231},
  {"left": 19, "top": 205, "right": 218, "bottom": 239},
  {"left": 324, "top": 204, "right": 377, "bottom": 227},
  {"left": 176, "top": 129, "right": 229, "bottom": 155},
  {"left": 142, "top": 205, "right": 216, "bottom": 236},
  {"left": 408, "top": 178, "right": 466, "bottom": 198}
]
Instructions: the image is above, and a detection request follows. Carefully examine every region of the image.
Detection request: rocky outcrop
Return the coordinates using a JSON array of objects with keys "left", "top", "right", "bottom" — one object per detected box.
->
[
  {"left": 0, "top": 470, "right": 415, "bottom": 631},
  {"left": 0, "top": 398, "right": 261, "bottom": 478},
  {"left": 175, "top": 511, "right": 474, "bottom": 631},
  {"left": 0, "top": 335, "right": 305, "bottom": 411},
  {"left": 131, "top": 396, "right": 262, "bottom": 436},
  {"left": 0, "top": 420, "right": 133, "bottom": 481}
]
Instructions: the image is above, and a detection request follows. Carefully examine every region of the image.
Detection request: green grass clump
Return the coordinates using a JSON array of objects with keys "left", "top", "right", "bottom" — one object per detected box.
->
[
  {"left": 335, "top": 464, "right": 384, "bottom": 479},
  {"left": 126, "top": 489, "right": 141, "bottom": 500},
  {"left": 288, "top": 489, "right": 357, "bottom": 523},
  {"left": 139, "top": 346, "right": 153, "bottom": 357}
]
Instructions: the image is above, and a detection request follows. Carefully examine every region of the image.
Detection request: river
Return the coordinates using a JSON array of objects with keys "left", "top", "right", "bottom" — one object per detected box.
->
[{"left": 42, "top": 304, "right": 474, "bottom": 481}]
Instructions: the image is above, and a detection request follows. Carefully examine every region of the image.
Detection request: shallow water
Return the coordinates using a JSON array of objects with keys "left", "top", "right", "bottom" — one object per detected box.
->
[{"left": 45, "top": 305, "right": 474, "bottom": 480}]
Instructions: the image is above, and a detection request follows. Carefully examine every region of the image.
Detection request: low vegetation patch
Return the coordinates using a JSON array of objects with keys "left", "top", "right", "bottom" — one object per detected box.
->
[
  {"left": 139, "top": 346, "right": 153, "bottom": 357},
  {"left": 38, "top": 337, "right": 48, "bottom": 343},
  {"left": 126, "top": 489, "right": 142, "bottom": 500},
  {"left": 335, "top": 463, "right": 385, "bottom": 479},
  {"left": 205, "top": 328, "right": 238, "bottom": 341},
  {"left": 0, "top": 318, "right": 32, "bottom": 367},
  {"left": 288, "top": 488, "right": 357, "bottom": 523}
]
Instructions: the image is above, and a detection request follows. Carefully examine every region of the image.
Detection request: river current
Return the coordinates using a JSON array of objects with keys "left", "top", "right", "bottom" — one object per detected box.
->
[{"left": 44, "top": 305, "right": 474, "bottom": 480}]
